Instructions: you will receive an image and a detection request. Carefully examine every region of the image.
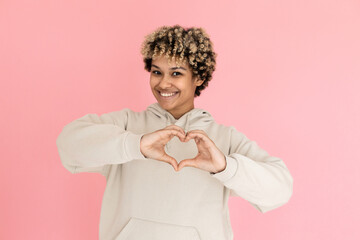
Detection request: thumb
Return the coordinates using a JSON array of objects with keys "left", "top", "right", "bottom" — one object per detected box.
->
[
  {"left": 162, "top": 154, "right": 179, "bottom": 171},
  {"left": 178, "top": 159, "right": 196, "bottom": 171}
]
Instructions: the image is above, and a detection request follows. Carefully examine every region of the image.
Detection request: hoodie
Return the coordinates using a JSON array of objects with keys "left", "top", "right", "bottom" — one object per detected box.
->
[{"left": 56, "top": 102, "right": 293, "bottom": 240}]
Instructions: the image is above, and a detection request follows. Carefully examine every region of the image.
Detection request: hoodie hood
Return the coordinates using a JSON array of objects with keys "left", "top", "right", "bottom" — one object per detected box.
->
[{"left": 146, "top": 102, "right": 214, "bottom": 132}]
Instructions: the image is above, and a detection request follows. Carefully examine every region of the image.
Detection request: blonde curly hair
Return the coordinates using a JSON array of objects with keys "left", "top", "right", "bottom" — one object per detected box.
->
[{"left": 140, "top": 25, "right": 217, "bottom": 97}]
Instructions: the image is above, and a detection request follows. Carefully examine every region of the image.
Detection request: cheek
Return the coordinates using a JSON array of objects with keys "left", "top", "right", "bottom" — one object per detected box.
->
[{"left": 149, "top": 78, "right": 156, "bottom": 87}]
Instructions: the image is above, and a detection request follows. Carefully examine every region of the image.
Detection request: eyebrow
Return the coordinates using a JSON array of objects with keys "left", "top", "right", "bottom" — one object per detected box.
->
[{"left": 151, "top": 64, "right": 187, "bottom": 71}]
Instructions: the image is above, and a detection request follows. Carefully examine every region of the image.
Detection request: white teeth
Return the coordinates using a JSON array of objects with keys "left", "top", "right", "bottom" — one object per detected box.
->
[{"left": 160, "top": 92, "right": 177, "bottom": 97}]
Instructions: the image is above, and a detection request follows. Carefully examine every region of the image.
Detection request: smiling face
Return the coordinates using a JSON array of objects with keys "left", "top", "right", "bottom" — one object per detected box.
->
[{"left": 150, "top": 55, "right": 204, "bottom": 120}]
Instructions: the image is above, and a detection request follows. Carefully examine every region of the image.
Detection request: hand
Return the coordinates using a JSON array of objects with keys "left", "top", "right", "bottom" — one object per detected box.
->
[
  {"left": 140, "top": 125, "right": 186, "bottom": 171},
  {"left": 178, "top": 130, "right": 227, "bottom": 174}
]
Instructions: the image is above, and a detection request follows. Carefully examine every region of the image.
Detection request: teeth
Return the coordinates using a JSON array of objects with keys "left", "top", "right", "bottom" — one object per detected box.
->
[{"left": 160, "top": 92, "right": 177, "bottom": 97}]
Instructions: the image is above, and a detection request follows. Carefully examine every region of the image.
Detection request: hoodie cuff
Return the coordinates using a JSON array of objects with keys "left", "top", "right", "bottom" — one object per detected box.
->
[
  {"left": 210, "top": 156, "right": 238, "bottom": 183},
  {"left": 124, "top": 132, "right": 147, "bottom": 160}
]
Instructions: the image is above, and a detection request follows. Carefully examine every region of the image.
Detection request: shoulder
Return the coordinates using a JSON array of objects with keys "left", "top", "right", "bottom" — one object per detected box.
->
[
  {"left": 100, "top": 107, "right": 140, "bottom": 126},
  {"left": 205, "top": 118, "right": 235, "bottom": 132},
  {"left": 109, "top": 107, "right": 146, "bottom": 118}
]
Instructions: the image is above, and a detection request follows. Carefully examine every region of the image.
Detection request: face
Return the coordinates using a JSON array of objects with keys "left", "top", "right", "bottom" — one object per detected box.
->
[{"left": 150, "top": 55, "right": 204, "bottom": 120}]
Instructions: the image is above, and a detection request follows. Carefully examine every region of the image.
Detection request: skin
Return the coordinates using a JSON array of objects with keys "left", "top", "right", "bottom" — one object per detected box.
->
[
  {"left": 142, "top": 54, "right": 227, "bottom": 173},
  {"left": 149, "top": 55, "right": 204, "bottom": 120}
]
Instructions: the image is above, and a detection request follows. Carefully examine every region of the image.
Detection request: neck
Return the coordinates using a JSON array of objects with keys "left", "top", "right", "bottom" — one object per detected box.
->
[{"left": 168, "top": 103, "right": 194, "bottom": 120}]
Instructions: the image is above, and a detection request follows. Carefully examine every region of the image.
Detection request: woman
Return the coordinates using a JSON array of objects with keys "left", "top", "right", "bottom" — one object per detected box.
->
[{"left": 56, "top": 25, "right": 293, "bottom": 240}]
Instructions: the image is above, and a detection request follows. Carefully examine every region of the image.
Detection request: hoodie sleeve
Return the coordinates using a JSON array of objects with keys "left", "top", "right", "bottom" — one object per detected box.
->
[
  {"left": 210, "top": 126, "right": 293, "bottom": 213},
  {"left": 56, "top": 109, "right": 147, "bottom": 177}
]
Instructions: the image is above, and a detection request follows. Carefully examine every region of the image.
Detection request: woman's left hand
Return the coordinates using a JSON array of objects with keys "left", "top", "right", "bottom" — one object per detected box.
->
[{"left": 178, "top": 130, "right": 227, "bottom": 174}]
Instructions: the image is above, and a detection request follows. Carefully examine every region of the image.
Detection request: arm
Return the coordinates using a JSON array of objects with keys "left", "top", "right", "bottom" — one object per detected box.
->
[
  {"left": 56, "top": 109, "right": 146, "bottom": 177},
  {"left": 211, "top": 126, "right": 293, "bottom": 213}
]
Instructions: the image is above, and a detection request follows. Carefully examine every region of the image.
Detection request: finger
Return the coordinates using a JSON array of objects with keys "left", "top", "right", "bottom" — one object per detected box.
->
[
  {"left": 164, "top": 124, "right": 186, "bottom": 136},
  {"left": 162, "top": 154, "right": 179, "bottom": 171},
  {"left": 186, "top": 133, "right": 214, "bottom": 150},
  {"left": 164, "top": 129, "right": 186, "bottom": 142},
  {"left": 186, "top": 129, "right": 207, "bottom": 136},
  {"left": 178, "top": 159, "right": 197, "bottom": 170},
  {"left": 185, "top": 131, "right": 209, "bottom": 142},
  {"left": 163, "top": 126, "right": 185, "bottom": 137}
]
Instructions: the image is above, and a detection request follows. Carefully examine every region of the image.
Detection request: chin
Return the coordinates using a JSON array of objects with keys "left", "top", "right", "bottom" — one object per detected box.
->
[{"left": 157, "top": 101, "right": 169, "bottom": 108}]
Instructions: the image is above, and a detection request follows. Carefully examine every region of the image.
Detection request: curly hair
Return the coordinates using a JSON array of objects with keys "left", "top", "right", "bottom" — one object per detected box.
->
[{"left": 140, "top": 25, "right": 217, "bottom": 97}]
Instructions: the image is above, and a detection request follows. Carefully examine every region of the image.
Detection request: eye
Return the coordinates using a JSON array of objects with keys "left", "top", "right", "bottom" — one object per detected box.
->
[
  {"left": 152, "top": 70, "right": 161, "bottom": 75},
  {"left": 172, "top": 72, "right": 182, "bottom": 76}
]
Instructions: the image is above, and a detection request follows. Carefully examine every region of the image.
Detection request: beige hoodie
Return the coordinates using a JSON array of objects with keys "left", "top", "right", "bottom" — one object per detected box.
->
[{"left": 56, "top": 102, "right": 293, "bottom": 240}]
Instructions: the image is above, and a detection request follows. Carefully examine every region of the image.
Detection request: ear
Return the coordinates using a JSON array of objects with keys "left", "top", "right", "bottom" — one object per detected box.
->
[{"left": 194, "top": 76, "right": 205, "bottom": 86}]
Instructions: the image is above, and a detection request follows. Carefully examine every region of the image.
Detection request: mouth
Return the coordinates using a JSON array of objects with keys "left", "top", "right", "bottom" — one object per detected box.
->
[{"left": 157, "top": 90, "right": 179, "bottom": 100}]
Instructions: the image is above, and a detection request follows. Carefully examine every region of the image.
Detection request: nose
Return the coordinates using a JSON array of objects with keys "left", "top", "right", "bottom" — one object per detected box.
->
[{"left": 158, "top": 74, "right": 173, "bottom": 88}]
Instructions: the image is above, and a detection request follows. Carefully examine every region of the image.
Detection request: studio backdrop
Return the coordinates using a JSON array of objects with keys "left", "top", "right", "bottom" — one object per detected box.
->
[{"left": 1, "top": 0, "right": 359, "bottom": 239}]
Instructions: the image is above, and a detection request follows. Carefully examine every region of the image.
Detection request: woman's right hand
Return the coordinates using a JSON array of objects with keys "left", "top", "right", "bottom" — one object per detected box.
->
[{"left": 140, "top": 125, "right": 186, "bottom": 171}]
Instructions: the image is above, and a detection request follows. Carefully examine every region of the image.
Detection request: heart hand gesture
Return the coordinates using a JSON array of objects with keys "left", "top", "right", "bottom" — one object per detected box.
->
[
  {"left": 140, "top": 126, "right": 226, "bottom": 174},
  {"left": 140, "top": 125, "right": 186, "bottom": 171},
  {"left": 178, "top": 130, "right": 226, "bottom": 174}
]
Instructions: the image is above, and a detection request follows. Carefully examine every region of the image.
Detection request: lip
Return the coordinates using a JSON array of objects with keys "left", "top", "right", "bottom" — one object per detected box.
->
[{"left": 157, "top": 91, "right": 179, "bottom": 100}]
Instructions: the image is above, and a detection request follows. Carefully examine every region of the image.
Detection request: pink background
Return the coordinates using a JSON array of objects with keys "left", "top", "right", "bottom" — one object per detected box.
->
[{"left": 1, "top": 0, "right": 359, "bottom": 239}]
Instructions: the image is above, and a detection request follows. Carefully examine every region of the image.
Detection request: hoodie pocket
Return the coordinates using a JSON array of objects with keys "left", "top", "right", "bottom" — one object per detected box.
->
[{"left": 115, "top": 217, "right": 201, "bottom": 240}]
